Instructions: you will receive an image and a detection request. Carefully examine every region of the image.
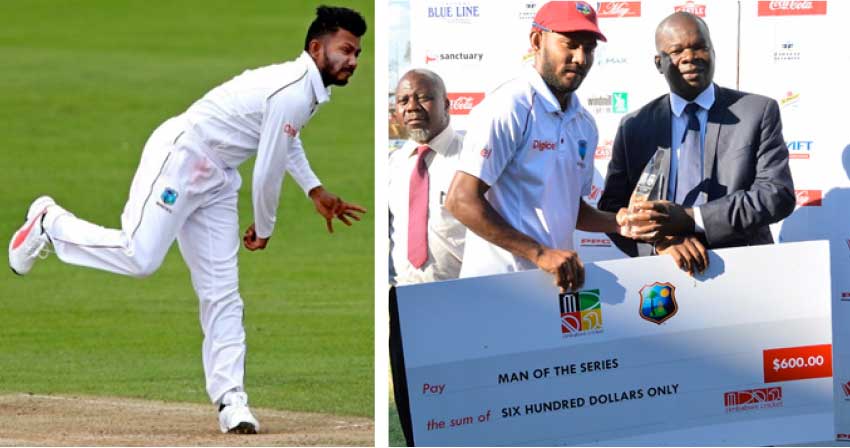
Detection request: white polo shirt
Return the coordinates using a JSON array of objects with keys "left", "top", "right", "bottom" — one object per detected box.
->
[
  {"left": 389, "top": 126, "right": 465, "bottom": 285},
  {"left": 182, "top": 51, "right": 328, "bottom": 238},
  {"left": 457, "top": 66, "right": 596, "bottom": 277}
]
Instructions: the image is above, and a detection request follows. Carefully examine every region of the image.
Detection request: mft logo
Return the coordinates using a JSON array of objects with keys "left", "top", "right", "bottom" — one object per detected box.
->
[
  {"left": 674, "top": 1, "right": 706, "bottom": 17},
  {"left": 795, "top": 189, "right": 822, "bottom": 206},
  {"left": 559, "top": 289, "right": 603, "bottom": 335},
  {"left": 787, "top": 140, "right": 812, "bottom": 159}
]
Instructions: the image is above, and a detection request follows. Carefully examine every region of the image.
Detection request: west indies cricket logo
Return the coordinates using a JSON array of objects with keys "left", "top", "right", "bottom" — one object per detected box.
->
[
  {"left": 639, "top": 282, "right": 678, "bottom": 324},
  {"left": 559, "top": 289, "right": 602, "bottom": 335}
]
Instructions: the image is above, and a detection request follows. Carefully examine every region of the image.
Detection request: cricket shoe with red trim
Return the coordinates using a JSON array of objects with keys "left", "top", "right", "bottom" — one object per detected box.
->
[
  {"left": 9, "top": 196, "right": 56, "bottom": 275},
  {"left": 218, "top": 391, "right": 259, "bottom": 434}
]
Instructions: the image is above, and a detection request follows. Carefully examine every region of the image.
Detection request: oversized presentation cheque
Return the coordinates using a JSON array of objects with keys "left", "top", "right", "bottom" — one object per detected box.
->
[{"left": 393, "top": 241, "right": 834, "bottom": 446}]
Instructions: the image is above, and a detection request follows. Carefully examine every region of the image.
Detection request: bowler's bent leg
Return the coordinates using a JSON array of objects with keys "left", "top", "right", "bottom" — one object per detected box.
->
[
  {"left": 176, "top": 170, "right": 247, "bottom": 404},
  {"left": 45, "top": 118, "right": 203, "bottom": 277}
]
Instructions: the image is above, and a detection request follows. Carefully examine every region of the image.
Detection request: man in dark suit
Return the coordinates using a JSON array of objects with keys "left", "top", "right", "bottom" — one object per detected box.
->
[{"left": 598, "top": 11, "right": 795, "bottom": 274}]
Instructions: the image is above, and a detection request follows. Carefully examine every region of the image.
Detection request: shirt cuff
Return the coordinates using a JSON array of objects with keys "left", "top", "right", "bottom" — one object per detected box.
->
[
  {"left": 299, "top": 178, "right": 322, "bottom": 197},
  {"left": 692, "top": 206, "right": 706, "bottom": 233}
]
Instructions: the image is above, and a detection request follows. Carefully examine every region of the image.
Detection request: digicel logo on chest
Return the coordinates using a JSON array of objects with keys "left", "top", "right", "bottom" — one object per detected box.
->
[{"left": 533, "top": 139, "right": 557, "bottom": 151}]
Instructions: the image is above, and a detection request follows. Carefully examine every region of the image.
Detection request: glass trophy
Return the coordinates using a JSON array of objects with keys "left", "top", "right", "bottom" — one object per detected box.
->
[
  {"left": 629, "top": 146, "right": 670, "bottom": 205},
  {"left": 623, "top": 146, "right": 670, "bottom": 236}
]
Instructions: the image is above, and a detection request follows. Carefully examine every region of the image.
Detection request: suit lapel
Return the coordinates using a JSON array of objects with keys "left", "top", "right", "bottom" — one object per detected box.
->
[
  {"left": 704, "top": 85, "right": 725, "bottom": 180},
  {"left": 655, "top": 96, "right": 672, "bottom": 151}
]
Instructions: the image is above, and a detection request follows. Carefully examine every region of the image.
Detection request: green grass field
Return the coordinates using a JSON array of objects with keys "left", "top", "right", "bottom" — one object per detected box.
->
[{"left": 0, "top": 0, "right": 374, "bottom": 419}]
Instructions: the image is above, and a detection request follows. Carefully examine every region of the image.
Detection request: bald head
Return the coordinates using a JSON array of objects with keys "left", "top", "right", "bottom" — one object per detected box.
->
[
  {"left": 653, "top": 11, "right": 715, "bottom": 101},
  {"left": 655, "top": 12, "right": 711, "bottom": 53},
  {"left": 395, "top": 69, "right": 450, "bottom": 143},
  {"left": 397, "top": 69, "right": 447, "bottom": 100}
]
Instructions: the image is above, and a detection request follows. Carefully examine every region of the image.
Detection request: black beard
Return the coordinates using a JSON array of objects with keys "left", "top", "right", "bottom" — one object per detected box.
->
[{"left": 540, "top": 58, "right": 577, "bottom": 97}]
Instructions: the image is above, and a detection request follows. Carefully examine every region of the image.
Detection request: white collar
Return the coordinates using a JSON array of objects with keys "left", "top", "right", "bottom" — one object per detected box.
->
[
  {"left": 406, "top": 125, "right": 455, "bottom": 157},
  {"left": 670, "top": 83, "right": 715, "bottom": 117},
  {"left": 297, "top": 51, "right": 331, "bottom": 105}
]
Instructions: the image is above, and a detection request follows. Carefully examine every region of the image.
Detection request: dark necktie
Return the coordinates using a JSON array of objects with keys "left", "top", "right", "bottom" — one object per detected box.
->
[
  {"left": 408, "top": 145, "right": 431, "bottom": 269},
  {"left": 676, "top": 103, "right": 703, "bottom": 206}
]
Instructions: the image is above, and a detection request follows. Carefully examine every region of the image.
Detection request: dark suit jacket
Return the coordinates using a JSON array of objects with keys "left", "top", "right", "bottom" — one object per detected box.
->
[{"left": 598, "top": 85, "right": 796, "bottom": 257}]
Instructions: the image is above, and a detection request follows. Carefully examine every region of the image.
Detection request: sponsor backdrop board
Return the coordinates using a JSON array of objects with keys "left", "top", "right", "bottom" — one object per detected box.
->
[
  {"left": 737, "top": 0, "right": 850, "bottom": 440},
  {"left": 395, "top": 241, "right": 833, "bottom": 446}
]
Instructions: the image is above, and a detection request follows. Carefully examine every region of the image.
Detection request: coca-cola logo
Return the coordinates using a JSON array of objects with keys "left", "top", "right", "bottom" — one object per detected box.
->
[
  {"left": 674, "top": 1, "right": 706, "bottom": 17},
  {"left": 758, "top": 1, "right": 827, "bottom": 16},
  {"left": 533, "top": 139, "right": 557, "bottom": 151},
  {"left": 597, "top": 2, "right": 641, "bottom": 17},
  {"left": 447, "top": 92, "right": 484, "bottom": 115},
  {"left": 795, "top": 189, "right": 822, "bottom": 206},
  {"left": 595, "top": 140, "right": 613, "bottom": 160}
]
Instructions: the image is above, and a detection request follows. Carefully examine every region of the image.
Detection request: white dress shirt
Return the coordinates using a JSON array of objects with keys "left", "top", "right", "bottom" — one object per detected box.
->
[
  {"left": 456, "top": 66, "right": 596, "bottom": 277},
  {"left": 181, "top": 51, "right": 328, "bottom": 238},
  {"left": 389, "top": 126, "right": 465, "bottom": 285},
  {"left": 668, "top": 84, "right": 715, "bottom": 232}
]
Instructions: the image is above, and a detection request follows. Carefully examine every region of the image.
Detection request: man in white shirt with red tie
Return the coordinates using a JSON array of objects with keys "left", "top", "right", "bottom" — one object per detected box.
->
[
  {"left": 8, "top": 6, "right": 367, "bottom": 434},
  {"left": 388, "top": 68, "right": 465, "bottom": 447},
  {"left": 388, "top": 69, "right": 465, "bottom": 286},
  {"left": 445, "top": 1, "right": 627, "bottom": 292}
]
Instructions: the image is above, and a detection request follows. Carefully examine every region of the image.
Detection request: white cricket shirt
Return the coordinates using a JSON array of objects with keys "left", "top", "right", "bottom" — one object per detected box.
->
[
  {"left": 388, "top": 126, "right": 465, "bottom": 285},
  {"left": 181, "top": 51, "right": 329, "bottom": 238},
  {"left": 457, "top": 66, "right": 596, "bottom": 277}
]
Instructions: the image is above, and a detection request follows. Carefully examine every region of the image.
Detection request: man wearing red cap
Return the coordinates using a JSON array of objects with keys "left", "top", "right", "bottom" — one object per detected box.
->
[{"left": 446, "top": 1, "right": 627, "bottom": 292}]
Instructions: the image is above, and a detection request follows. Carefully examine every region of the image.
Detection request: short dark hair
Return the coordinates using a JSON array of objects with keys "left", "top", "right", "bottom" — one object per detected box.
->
[{"left": 303, "top": 6, "right": 367, "bottom": 51}]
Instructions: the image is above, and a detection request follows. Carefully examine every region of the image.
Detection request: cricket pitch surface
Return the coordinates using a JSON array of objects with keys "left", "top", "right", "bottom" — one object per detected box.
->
[{"left": 0, "top": 393, "right": 373, "bottom": 446}]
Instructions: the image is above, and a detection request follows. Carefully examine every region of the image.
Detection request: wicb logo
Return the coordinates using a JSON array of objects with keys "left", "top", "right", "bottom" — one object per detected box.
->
[
  {"left": 639, "top": 282, "right": 678, "bottom": 324},
  {"left": 559, "top": 289, "right": 602, "bottom": 334},
  {"left": 161, "top": 187, "right": 179, "bottom": 206}
]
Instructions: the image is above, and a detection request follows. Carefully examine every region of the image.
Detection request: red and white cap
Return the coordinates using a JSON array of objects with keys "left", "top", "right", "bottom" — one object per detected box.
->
[{"left": 532, "top": 1, "right": 607, "bottom": 42}]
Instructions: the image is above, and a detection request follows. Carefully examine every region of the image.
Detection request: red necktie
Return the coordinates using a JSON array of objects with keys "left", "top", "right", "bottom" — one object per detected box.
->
[{"left": 408, "top": 145, "right": 431, "bottom": 269}]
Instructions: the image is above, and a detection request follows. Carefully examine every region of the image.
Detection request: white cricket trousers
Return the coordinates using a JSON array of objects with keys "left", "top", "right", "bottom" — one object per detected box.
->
[{"left": 43, "top": 116, "right": 247, "bottom": 404}]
